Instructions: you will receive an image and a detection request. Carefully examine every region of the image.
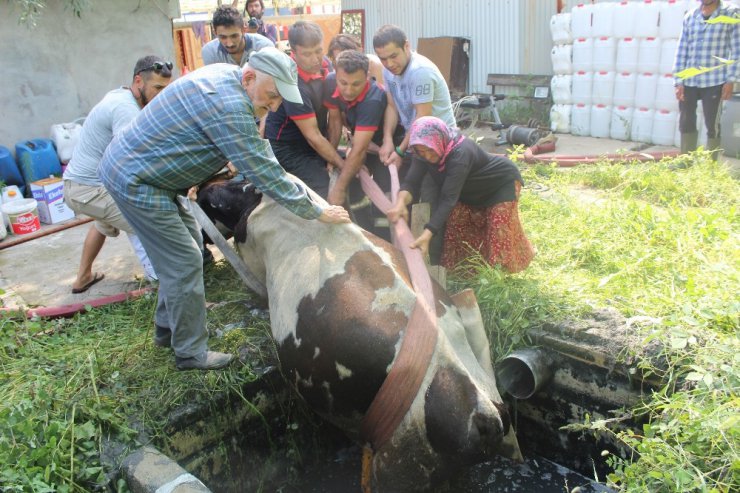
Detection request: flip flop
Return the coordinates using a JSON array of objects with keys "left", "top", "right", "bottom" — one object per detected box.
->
[{"left": 71, "top": 272, "right": 105, "bottom": 294}]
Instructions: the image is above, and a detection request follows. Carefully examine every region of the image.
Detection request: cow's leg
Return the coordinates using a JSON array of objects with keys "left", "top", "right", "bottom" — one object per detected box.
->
[{"left": 450, "top": 289, "right": 494, "bottom": 377}]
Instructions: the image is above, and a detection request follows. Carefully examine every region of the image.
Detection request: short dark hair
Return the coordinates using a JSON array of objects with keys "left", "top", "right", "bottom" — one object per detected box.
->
[
  {"left": 212, "top": 5, "right": 243, "bottom": 30},
  {"left": 335, "top": 50, "right": 369, "bottom": 75},
  {"left": 289, "top": 21, "right": 323, "bottom": 49},
  {"left": 245, "top": 0, "right": 264, "bottom": 10},
  {"left": 373, "top": 25, "right": 407, "bottom": 50},
  {"left": 132, "top": 55, "right": 172, "bottom": 80},
  {"left": 329, "top": 34, "right": 361, "bottom": 55}
]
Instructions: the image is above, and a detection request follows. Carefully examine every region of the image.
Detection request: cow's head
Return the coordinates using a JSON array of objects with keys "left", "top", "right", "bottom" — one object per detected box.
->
[{"left": 196, "top": 179, "right": 262, "bottom": 241}]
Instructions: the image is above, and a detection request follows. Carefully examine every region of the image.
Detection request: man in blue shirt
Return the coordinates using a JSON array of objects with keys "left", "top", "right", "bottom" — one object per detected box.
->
[
  {"left": 201, "top": 5, "right": 273, "bottom": 66},
  {"left": 99, "top": 48, "right": 350, "bottom": 371},
  {"left": 674, "top": 0, "right": 739, "bottom": 157}
]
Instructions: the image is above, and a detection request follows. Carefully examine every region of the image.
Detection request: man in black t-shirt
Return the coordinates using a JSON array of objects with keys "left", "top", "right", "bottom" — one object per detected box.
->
[{"left": 264, "top": 21, "right": 343, "bottom": 198}]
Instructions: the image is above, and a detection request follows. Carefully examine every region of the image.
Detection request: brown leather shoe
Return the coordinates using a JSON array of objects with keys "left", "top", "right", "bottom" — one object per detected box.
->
[{"left": 176, "top": 351, "right": 234, "bottom": 371}]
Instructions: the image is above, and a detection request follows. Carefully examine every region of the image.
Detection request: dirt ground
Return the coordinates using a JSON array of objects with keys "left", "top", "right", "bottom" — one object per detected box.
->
[{"left": 0, "top": 134, "right": 737, "bottom": 311}]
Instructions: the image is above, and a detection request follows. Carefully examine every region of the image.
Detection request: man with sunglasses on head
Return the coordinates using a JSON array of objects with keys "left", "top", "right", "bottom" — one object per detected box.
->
[
  {"left": 63, "top": 55, "right": 172, "bottom": 294},
  {"left": 99, "top": 47, "right": 350, "bottom": 371},
  {"left": 202, "top": 5, "right": 273, "bottom": 66}
]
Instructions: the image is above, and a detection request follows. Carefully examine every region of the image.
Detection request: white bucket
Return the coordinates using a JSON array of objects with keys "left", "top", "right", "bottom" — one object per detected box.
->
[
  {"left": 591, "top": 104, "right": 612, "bottom": 138},
  {"left": 660, "top": 0, "right": 687, "bottom": 39},
  {"left": 631, "top": 107, "right": 655, "bottom": 143},
  {"left": 611, "top": 106, "right": 634, "bottom": 140},
  {"left": 0, "top": 218, "right": 6, "bottom": 240},
  {"left": 551, "top": 75, "right": 573, "bottom": 104},
  {"left": 592, "top": 71, "right": 616, "bottom": 106},
  {"left": 613, "top": 72, "right": 637, "bottom": 107},
  {"left": 571, "top": 3, "right": 593, "bottom": 39},
  {"left": 593, "top": 37, "right": 616, "bottom": 72},
  {"left": 572, "top": 71, "right": 593, "bottom": 105},
  {"left": 550, "top": 104, "right": 572, "bottom": 133},
  {"left": 550, "top": 13, "right": 573, "bottom": 45},
  {"left": 637, "top": 37, "right": 661, "bottom": 74},
  {"left": 551, "top": 45, "right": 573, "bottom": 75},
  {"left": 635, "top": 72, "right": 659, "bottom": 110},
  {"left": 572, "top": 37, "right": 594, "bottom": 73},
  {"left": 571, "top": 103, "right": 592, "bottom": 136},
  {"left": 635, "top": 0, "right": 660, "bottom": 39},
  {"left": 616, "top": 38, "right": 640, "bottom": 73},
  {"left": 591, "top": 3, "right": 615, "bottom": 38},
  {"left": 652, "top": 109, "right": 678, "bottom": 146},
  {"left": 660, "top": 39, "right": 679, "bottom": 75},
  {"left": 1, "top": 198, "right": 40, "bottom": 235},
  {"left": 655, "top": 74, "right": 679, "bottom": 112}
]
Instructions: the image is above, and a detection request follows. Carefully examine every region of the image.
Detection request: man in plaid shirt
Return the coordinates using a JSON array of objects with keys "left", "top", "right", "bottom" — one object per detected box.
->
[{"left": 674, "top": 0, "right": 739, "bottom": 157}]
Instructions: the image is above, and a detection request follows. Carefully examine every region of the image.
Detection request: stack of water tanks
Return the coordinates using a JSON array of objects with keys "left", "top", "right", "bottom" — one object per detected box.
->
[{"left": 550, "top": 0, "right": 691, "bottom": 146}]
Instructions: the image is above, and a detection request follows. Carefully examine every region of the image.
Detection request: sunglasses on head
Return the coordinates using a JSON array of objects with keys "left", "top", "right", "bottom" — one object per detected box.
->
[{"left": 136, "top": 61, "right": 173, "bottom": 76}]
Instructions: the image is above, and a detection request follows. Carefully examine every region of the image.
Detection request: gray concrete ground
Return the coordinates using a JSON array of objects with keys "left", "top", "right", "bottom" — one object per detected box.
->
[{"left": 0, "top": 134, "right": 737, "bottom": 311}]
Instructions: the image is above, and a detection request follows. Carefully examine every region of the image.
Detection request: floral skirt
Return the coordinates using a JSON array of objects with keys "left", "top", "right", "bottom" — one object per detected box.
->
[{"left": 441, "top": 182, "right": 534, "bottom": 273}]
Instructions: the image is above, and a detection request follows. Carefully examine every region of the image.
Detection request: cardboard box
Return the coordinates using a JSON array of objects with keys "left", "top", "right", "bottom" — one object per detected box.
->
[
  {"left": 30, "top": 177, "right": 75, "bottom": 224},
  {"left": 417, "top": 37, "right": 469, "bottom": 95}
]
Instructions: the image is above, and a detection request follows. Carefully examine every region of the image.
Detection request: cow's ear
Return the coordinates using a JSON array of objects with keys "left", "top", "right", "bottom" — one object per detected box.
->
[{"left": 242, "top": 182, "right": 262, "bottom": 196}]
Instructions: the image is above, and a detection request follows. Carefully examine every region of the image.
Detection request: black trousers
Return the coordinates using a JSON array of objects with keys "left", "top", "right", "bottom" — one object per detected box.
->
[
  {"left": 269, "top": 140, "right": 330, "bottom": 199},
  {"left": 679, "top": 84, "right": 723, "bottom": 139}
]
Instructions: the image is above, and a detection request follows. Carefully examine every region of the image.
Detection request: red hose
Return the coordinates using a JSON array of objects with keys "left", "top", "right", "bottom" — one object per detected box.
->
[{"left": 0, "top": 287, "right": 154, "bottom": 319}]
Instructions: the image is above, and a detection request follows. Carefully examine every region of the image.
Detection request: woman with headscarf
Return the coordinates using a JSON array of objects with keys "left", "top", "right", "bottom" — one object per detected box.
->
[{"left": 386, "top": 116, "right": 534, "bottom": 273}]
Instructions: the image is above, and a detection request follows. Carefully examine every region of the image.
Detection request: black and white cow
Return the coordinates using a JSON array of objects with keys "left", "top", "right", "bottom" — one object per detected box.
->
[{"left": 198, "top": 179, "right": 522, "bottom": 491}]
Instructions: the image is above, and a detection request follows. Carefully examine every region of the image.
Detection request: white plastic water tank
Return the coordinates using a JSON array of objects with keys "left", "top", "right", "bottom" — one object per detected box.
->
[
  {"left": 591, "top": 3, "right": 615, "bottom": 38},
  {"left": 592, "top": 71, "right": 616, "bottom": 106},
  {"left": 572, "top": 37, "right": 594, "bottom": 73},
  {"left": 593, "top": 37, "right": 616, "bottom": 72},
  {"left": 571, "top": 3, "right": 593, "bottom": 39},
  {"left": 659, "top": 0, "right": 687, "bottom": 39},
  {"left": 631, "top": 107, "right": 655, "bottom": 143},
  {"left": 616, "top": 38, "right": 640, "bottom": 73},
  {"left": 551, "top": 45, "right": 573, "bottom": 75},
  {"left": 613, "top": 72, "right": 638, "bottom": 107},
  {"left": 654, "top": 74, "right": 679, "bottom": 112},
  {"left": 551, "top": 75, "right": 573, "bottom": 104},
  {"left": 550, "top": 13, "right": 573, "bottom": 45},
  {"left": 635, "top": 0, "right": 660, "bottom": 39},
  {"left": 591, "top": 104, "right": 612, "bottom": 138},
  {"left": 635, "top": 72, "right": 659, "bottom": 109},
  {"left": 637, "top": 37, "right": 661, "bottom": 74},
  {"left": 675, "top": 116, "right": 682, "bottom": 147},
  {"left": 550, "top": 104, "right": 572, "bottom": 134},
  {"left": 572, "top": 103, "right": 592, "bottom": 136},
  {"left": 698, "top": 103, "right": 707, "bottom": 147},
  {"left": 611, "top": 106, "right": 634, "bottom": 140},
  {"left": 572, "top": 71, "right": 593, "bottom": 105},
  {"left": 660, "top": 39, "right": 679, "bottom": 75},
  {"left": 613, "top": 1, "right": 638, "bottom": 38},
  {"left": 652, "top": 109, "right": 678, "bottom": 146}
]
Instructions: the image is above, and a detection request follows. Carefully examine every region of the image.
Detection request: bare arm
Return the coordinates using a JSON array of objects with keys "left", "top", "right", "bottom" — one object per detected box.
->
[
  {"left": 327, "top": 108, "right": 343, "bottom": 150},
  {"left": 328, "top": 129, "right": 374, "bottom": 205},
  {"left": 294, "top": 116, "right": 345, "bottom": 169},
  {"left": 380, "top": 91, "right": 400, "bottom": 164}
]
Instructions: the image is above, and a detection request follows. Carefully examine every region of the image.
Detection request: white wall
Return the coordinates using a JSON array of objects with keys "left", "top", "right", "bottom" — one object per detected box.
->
[{"left": 0, "top": 0, "right": 178, "bottom": 154}]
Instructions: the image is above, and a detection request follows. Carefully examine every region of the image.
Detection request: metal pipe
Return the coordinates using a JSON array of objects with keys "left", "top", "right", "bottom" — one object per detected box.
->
[{"left": 496, "top": 348, "right": 553, "bottom": 400}]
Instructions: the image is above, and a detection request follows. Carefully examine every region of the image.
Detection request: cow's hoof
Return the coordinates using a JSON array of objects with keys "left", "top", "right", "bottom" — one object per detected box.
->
[{"left": 176, "top": 351, "right": 234, "bottom": 371}]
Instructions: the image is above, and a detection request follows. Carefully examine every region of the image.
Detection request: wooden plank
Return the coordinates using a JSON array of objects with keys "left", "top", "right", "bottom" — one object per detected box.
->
[{"left": 410, "top": 202, "right": 430, "bottom": 239}]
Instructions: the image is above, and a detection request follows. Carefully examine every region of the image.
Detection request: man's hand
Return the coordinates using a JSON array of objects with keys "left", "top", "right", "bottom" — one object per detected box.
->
[
  {"left": 721, "top": 82, "right": 733, "bottom": 101},
  {"left": 385, "top": 151, "right": 403, "bottom": 167},
  {"left": 386, "top": 202, "right": 408, "bottom": 224},
  {"left": 318, "top": 205, "right": 350, "bottom": 224},
  {"left": 675, "top": 85, "right": 685, "bottom": 102},
  {"left": 379, "top": 140, "right": 395, "bottom": 164},
  {"left": 409, "top": 229, "right": 433, "bottom": 257},
  {"left": 328, "top": 185, "right": 347, "bottom": 207}
]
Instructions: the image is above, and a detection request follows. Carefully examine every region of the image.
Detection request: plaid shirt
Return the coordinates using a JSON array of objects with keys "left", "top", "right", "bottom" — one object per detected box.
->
[
  {"left": 99, "top": 63, "right": 321, "bottom": 220},
  {"left": 674, "top": 1, "right": 740, "bottom": 87}
]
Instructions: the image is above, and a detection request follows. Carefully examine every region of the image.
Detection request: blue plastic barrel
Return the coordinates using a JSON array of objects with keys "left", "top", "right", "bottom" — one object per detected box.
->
[
  {"left": 0, "top": 145, "right": 26, "bottom": 194},
  {"left": 15, "top": 138, "right": 62, "bottom": 186}
]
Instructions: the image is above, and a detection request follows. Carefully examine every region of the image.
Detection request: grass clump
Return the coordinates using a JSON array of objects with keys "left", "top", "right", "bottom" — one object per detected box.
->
[{"left": 459, "top": 151, "right": 738, "bottom": 492}]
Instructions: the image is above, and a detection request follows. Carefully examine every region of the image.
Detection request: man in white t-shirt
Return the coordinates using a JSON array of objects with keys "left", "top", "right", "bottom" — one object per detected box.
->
[
  {"left": 63, "top": 56, "right": 172, "bottom": 293},
  {"left": 373, "top": 25, "right": 456, "bottom": 168}
]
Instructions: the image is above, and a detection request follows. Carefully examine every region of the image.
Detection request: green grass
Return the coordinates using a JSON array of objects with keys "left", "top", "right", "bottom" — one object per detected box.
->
[{"left": 1, "top": 151, "right": 738, "bottom": 492}]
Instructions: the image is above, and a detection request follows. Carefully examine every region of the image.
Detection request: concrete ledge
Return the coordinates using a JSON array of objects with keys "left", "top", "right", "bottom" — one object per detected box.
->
[{"left": 121, "top": 446, "right": 211, "bottom": 493}]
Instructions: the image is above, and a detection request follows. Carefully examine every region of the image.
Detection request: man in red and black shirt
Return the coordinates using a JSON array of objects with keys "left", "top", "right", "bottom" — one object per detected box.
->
[{"left": 264, "top": 21, "right": 343, "bottom": 199}]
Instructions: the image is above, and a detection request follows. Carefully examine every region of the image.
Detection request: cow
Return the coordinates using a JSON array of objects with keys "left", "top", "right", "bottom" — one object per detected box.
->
[{"left": 197, "top": 178, "right": 523, "bottom": 491}]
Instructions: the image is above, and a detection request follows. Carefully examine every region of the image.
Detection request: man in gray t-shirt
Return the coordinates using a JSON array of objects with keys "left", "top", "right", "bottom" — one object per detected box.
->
[
  {"left": 373, "top": 25, "right": 456, "bottom": 168},
  {"left": 62, "top": 56, "right": 172, "bottom": 293},
  {"left": 201, "top": 5, "right": 273, "bottom": 66}
]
